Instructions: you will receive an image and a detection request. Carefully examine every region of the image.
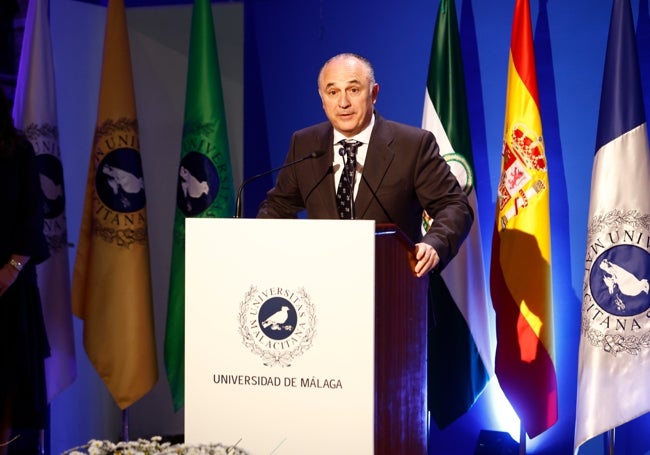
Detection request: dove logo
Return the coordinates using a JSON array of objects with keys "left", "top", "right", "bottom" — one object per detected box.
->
[
  {"left": 259, "top": 298, "right": 297, "bottom": 340},
  {"left": 239, "top": 285, "right": 316, "bottom": 367},
  {"left": 37, "top": 154, "right": 66, "bottom": 219},
  {"left": 36, "top": 154, "right": 69, "bottom": 252},
  {"left": 589, "top": 245, "right": 650, "bottom": 317},
  {"left": 176, "top": 151, "right": 220, "bottom": 216},
  {"left": 96, "top": 147, "right": 147, "bottom": 213}
]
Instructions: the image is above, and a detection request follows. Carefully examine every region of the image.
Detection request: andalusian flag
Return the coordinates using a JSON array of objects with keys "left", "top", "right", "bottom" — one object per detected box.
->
[
  {"left": 489, "top": 0, "right": 557, "bottom": 438},
  {"left": 575, "top": 0, "right": 650, "bottom": 450},
  {"left": 72, "top": 0, "right": 158, "bottom": 409},
  {"left": 12, "top": 0, "right": 77, "bottom": 402},
  {"left": 165, "top": 0, "right": 235, "bottom": 411},
  {"left": 421, "top": 0, "right": 493, "bottom": 428}
]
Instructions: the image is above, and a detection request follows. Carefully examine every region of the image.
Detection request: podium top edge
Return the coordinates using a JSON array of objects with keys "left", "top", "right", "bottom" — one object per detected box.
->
[
  {"left": 375, "top": 223, "right": 398, "bottom": 235},
  {"left": 375, "top": 223, "right": 414, "bottom": 249}
]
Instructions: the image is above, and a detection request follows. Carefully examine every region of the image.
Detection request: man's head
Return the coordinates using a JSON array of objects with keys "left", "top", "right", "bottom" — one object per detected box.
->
[{"left": 318, "top": 53, "right": 379, "bottom": 138}]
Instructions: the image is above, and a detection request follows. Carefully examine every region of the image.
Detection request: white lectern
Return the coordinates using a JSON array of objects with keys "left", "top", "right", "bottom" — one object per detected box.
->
[{"left": 185, "top": 218, "right": 427, "bottom": 454}]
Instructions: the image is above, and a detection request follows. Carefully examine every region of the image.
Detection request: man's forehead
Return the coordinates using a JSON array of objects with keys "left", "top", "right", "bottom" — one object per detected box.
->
[{"left": 323, "top": 77, "right": 364, "bottom": 89}]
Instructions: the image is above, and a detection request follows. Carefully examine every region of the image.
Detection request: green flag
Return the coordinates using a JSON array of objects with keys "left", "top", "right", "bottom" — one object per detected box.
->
[
  {"left": 165, "top": 0, "right": 235, "bottom": 411},
  {"left": 421, "top": 0, "right": 493, "bottom": 428}
]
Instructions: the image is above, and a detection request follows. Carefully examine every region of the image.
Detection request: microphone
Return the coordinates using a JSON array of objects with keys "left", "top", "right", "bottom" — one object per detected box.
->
[
  {"left": 304, "top": 164, "right": 334, "bottom": 203},
  {"left": 235, "top": 150, "right": 326, "bottom": 218},
  {"left": 359, "top": 171, "right": 394, "bottom": 224},
  {"left": 339, "top": 147, "right": 394, "bottom": 223}
]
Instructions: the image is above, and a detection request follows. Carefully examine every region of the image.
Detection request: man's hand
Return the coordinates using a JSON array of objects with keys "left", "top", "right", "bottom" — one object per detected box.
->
[{"left": 414, "top": 242, "right": 439, "bottom": 278}]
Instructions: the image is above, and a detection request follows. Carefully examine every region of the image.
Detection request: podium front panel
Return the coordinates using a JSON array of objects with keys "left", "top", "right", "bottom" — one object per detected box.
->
[{"left": 185, "top": 218, "right": 376, "bottom": 454}]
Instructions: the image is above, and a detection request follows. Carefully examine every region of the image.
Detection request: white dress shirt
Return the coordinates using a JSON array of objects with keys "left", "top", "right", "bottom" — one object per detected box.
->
[{"left": 332, "top": 114, "right": 375, "bottom": 198}]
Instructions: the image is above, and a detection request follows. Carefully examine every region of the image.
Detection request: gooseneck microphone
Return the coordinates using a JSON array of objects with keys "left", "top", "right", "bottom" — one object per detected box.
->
[
  {"left": 338, "top": 147, "right": 394, "bottom": 224},
  {"left": 235, "top": 150, "right": 326, "bottom": 218},
  {"left": 359, "top": 171, "right": 394, "bottom": 224}
]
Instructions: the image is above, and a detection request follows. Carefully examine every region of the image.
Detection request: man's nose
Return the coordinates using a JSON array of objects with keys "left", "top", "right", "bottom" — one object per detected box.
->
[{"left": 338, "top": 93, "right": 351, "bottom": 108}]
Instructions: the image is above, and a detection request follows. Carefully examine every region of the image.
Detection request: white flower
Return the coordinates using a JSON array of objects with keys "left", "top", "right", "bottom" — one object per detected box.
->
[{"left": 62, "top": 437, "right": 251, "bottom": 455}]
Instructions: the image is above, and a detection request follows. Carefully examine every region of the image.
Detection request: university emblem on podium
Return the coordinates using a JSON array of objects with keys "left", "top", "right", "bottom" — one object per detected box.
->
[
  {"left": 239, "top": 285, "right": 317, "bottom": 366},
  {"left": 582, "top": 209, "right": 650, "bottom": 355}
]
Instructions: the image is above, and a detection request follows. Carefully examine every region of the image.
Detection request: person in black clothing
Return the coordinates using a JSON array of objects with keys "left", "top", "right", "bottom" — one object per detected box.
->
[
  {"left": 0, "top": 88, "right": 50, "bottom": 455},
  {"left": 0, "top": 1, "right": 19, "bottom": 76}
]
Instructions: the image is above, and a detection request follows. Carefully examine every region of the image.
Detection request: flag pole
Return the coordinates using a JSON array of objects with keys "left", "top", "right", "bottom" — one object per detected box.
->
[
  {"left": 38, "top": 429, "right": 45, "bottom": 455},
  {"left": 121, "top": 408, "right": 130, "bottom": 442},
  {"left": 604, "top": 428, "right": 615, "bottom": 455},
  {"left": 519, "top": 424, "right": 526, "bottom": 455}
]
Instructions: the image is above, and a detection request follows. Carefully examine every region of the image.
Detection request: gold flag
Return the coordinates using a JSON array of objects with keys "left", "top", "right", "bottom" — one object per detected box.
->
[{"left": 72, "top": 0, "right": 158, "bottom": 409}]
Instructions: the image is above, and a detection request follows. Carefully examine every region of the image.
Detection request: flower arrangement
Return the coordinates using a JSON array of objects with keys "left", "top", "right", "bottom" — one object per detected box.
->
[{"left": 62, "top": 436, "right": 251, "bottom": 455}]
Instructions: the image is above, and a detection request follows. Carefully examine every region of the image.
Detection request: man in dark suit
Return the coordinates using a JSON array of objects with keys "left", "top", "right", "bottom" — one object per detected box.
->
[{"left": 258, "top": 53, "right": 472, "bottom": 277}]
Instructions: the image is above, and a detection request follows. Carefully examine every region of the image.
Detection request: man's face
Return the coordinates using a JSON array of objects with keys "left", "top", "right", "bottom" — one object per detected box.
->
[{"left": 318, "top": 57, "right": 379, "bottom": 137}]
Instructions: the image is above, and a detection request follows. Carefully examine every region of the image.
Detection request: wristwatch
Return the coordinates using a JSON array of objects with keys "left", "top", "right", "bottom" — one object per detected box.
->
[{"left": 8, "top": 258, "right": 24, "bottom": 272}]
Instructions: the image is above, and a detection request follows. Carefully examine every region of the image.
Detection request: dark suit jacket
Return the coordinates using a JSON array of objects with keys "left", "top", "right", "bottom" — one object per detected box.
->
[{"left": 257, "top": 112, "right": 473, "bottom": 270}]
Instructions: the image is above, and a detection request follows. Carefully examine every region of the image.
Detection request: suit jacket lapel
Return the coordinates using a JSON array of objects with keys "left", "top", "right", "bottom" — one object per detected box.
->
[
  {"left": 356, "top": 116, "right": 395, "bottom": 218},
  {"left": 305, "top": 126, "right": 339, "bottom": 218}
]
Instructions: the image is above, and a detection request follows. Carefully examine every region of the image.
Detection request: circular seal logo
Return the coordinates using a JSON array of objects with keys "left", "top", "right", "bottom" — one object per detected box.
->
[
  {"left": 583, "top": 209, "right": 650, "bottom": 355},
  {"left": 590, "top": 245, "right": 650, "bottom": 317},
  {"left": 22, "top": 122, "right": 69, "bottom": 252},
  {"left": 177, "top": 151, "right": 220, "bottom": 216},
  {"left": 443, "top": 152, "right": 473, "bottom": 195},
  {"left": 239, "top": 286, "right": 316, "bottom": 366},
  {"left": 258, "top": 297, "right": 298, "bottom": 340},
  {"left": 96, "top": 147, "right": 146, "bottom": 213}
]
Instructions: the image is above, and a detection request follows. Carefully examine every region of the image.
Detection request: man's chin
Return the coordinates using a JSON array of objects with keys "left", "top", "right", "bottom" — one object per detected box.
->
[{"left": 334, "top": 121, "right": 358, "bottom": 135}]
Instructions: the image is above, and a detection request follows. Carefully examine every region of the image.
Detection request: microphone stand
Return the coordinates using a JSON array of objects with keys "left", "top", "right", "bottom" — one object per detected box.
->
[
  {"left": 235, "top": 150, "right": 325, "bottom": 218},
  {"left": 359, "top": 172, "right": 393, "bottom": 223},
  {"left": 339, "top": 146, "right": 394, "bottom": 223},
  {"left": 350, "top": 162, "right": 356, "bottom": 220}
]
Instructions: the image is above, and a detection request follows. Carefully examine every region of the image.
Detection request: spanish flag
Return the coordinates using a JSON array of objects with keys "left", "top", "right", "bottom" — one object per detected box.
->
[
  {"left": 489, "top": 0, "right": 557, "bottom": 438},
  {"left": 72, "top": 0, "right": 158, "bottom": 409}
]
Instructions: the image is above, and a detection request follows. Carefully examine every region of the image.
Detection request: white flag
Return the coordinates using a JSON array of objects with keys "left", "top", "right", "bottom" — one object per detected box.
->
[
  {"left": 575, "top": 0, "right": 650, "bottom": 450},
  {"left": 12, "top": 0, "right": 77, "bottom": 402},
  {"left": 421, "top": 0, "right": 493, "bottom": 429}
]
